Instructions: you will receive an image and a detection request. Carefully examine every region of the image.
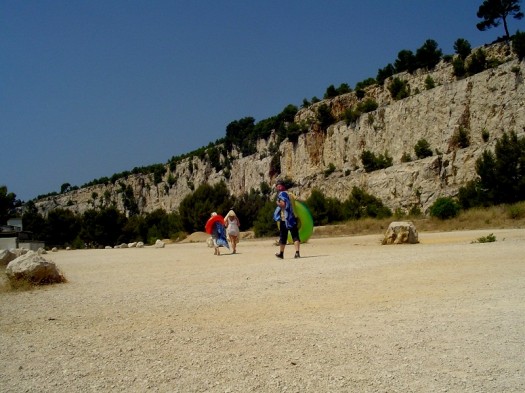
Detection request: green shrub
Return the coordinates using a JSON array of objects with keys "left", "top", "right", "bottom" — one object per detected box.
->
[
  {"left": 452, "top": 57, "right": 466, "bottom": 77},
  {"left": 361, "top": 150, "right": 393, "bottom": 172},
  {"left": 415, "top": 39, "right": 442, "bottom": 70},
  {"left": 324, "top": 83, "right": 351, "bottom": 99},
  {"left": 454, "top": 38, "right": 471, "bottom": 60},
  {"left": 424, "top": 75, "right": 435, "bottom": 90},
  {"left": 206, "top": 146, "right": 222, "bottom": 172},
  {"left": 230, "top": 188, "right": 268, "bottom": 230},
  {"left": 507, "top": 203, "right": 525, "bottom": 219},
  {"left": 394, "top": 49, "right": 416, "bottom": 73},
  {"left": 394, "top": 208, "right": 406, "bottom": 219},
  {"left": 355, "top": 78, "right": 376, "bottom": 91},
  {"left": 414, "top": 139, "right": 433, "bottom": 159},
  {"left": 388, "top": 77, "right": 410, "bottom": 100},
  {"left": 269, "top": 152, "right": 281, "bottom": 178},
  {"left": 343, "top": 107, "right": 361, "bottom": 125},
  {"left": 305, "top": 188, "right": 345, "bottom": 225},
  {"left": 474, "top": 233, "right": 496, "bottom": 243},
  {"left": 355, "top": 89, "right": 365, "bottom": 99},
  {"left": 429, "top": 197, "right": 460, "bottom": 219},
  {"left": 401, "top": 152, "right": 412, "bottom": 162},
  {"left": 358, "top": 98, "right": 378, "bottom": 113},
  {"left": 457, "top": 180, "right": 483, "bottom": 210},
  {"left": 317, "top": 104, "right": 335, "bottom": 131},
  {"left": 286, "top": 122, "right": 307, "bottom": 143},
  {"left": 71, "top": 236, "right": 85, "bottom": 250},
  {"left": 466, "top": 49, "right": 487, "bottom": 75},
  {"left": 408, "top": 205, "right": 423, "bottom": 217},
  {"left": 324, "top": 84, "right": 338, "bottom": 99},
  {"left": 450, "top": 127, "right": 470, "bottom": 148},
  {"left": 376, "top": 64, "right": 395, "bottom": 86},
  {"left": 512, "top": 30, "right": 525, "bottom": 60},
  {"left": 337, "top": 83, "right": 351, "bottom": 95},
  {"left": 253, "top": 201, "right": 279, "bottom": 237},
  {"left": 460, "top": 131, "right": 525, "bottom": 208},
  {"left": 481, "top": 128, "right": 490, "bottom": 142},
  {"left": 324, "top": 163, "right": 336, "bottom": 177},
  {"left": 342, "top": 187, "right": 392, "bottom": 220},
  {"left": 178, "top": 182, "right": 233, "bottom": 233},
  {"left": 343, "top": 98, "right": 378, "bottom": 126}
]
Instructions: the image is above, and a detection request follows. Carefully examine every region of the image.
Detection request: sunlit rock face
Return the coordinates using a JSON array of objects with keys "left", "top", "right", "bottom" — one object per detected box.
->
[{"left": 35, "top": 43, "right": 524, "bottom": 216}]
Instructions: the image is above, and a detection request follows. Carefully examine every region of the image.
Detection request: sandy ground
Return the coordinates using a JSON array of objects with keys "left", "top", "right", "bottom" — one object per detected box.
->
[{"left": 1, "top": 228, "right": 524, "bottom": 393}]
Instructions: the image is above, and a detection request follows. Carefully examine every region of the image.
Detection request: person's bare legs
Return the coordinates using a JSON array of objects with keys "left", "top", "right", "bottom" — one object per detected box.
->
[{"left": 228, "top": 235, "right": 237, "bottom": 253}]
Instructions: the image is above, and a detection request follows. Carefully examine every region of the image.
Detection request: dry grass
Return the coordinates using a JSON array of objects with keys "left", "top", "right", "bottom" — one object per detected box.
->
[
  {"left": 0, "top": 263, "right": 67, "bottom": 293},
  {"left": 0, "top": 273, "right": 35, "bottom": 293},
  {"left": 312, "top": 202, "right": 525, "bottom": 238}
]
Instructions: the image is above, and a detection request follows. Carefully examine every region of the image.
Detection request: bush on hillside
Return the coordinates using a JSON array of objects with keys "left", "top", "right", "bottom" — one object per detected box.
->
[
  {"left": 414, "top": 139, "right": 433, "bottom": 159},
  {"left": 361, "top": 150, "right": 393, "bottom": 172},
  {"left": 425, "top": 75, "right": 435, "bottom": 89},
  {"left": 415, "top": 39, "right": 442, "bottom": 70},
  {"left": 458, "top": 131, "right": 525, "bottom": 209},
  {"left": 453, "top": 57, "right": 467, "bottom": 77},
  {"left": 429, "top": 197, "right": 461, "bottom": 219},
  {"left": 376, "top": 63, "right": 395, "bottom": 86},
  {"left": 178, "top": 182, "right": 233, "bottom": 233},
  {"left": 454, "top": 38, "right": 472, "bottom": 60},
  {"left": 343, "top": 187, "right": 392, "bottom": 220},
  {"left": 388, "top": 77, "right": 410, "bottom": 100},
  {"left": 400, "top": 152, "right": 412, "bottom": 162},
  {"left": 466, "top": 48, "right": 487, "bottom": 75},
  {"left": 450, "top": 127, "right": 470, "bottom": 149},
  {"left": 394, "top": 49, "right": 416, "bottom": 73},
  {"left": 512, "top": 30, "right": 525, "bottom": 60},
  {"left": 306, "top": 188, "right": 344, "bottom": 225},
  {"left": 253, "top": 201, "right": 279, "bottom": 237},
  {"left": 317, "top": 104, "right": 335, "bottom": 131}
]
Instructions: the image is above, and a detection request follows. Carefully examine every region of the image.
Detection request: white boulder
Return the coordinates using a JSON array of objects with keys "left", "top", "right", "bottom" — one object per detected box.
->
[
  {"left": 6, "top": 251, "right": 65, "bottom": 285},
  {"left": 382, "top": 221, "right": 419, "bottom": 245}
]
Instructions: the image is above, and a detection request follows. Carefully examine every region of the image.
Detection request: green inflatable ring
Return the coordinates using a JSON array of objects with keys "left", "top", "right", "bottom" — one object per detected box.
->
[{"left": 278, "top": 200, "right": 314, "bottom": 244}]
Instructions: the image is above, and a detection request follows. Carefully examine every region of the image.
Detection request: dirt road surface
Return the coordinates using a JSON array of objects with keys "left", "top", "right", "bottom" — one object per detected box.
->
[{"left": 1, "top": 228, "right": 524, "bottom": 392}]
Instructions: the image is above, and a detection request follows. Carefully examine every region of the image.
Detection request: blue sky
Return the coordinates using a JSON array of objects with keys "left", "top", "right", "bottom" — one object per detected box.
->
[{"left": 2, "top": 0, "right": 523, "bottom": 202}]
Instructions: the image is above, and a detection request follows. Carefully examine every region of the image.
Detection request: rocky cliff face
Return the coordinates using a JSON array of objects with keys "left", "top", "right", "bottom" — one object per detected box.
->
[{"left": 36, "top": 43, "right": 525, "bottom": 216}]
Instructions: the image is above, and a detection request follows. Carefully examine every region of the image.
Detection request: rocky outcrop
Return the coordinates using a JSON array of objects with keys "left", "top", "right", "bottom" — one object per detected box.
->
[{"left": 34, "top": 43, "right": 525, "bottom": 216}]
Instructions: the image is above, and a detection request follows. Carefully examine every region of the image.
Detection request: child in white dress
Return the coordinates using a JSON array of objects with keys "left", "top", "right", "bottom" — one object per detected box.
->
[{"left": 224, "top": 210, "right": 240, "bottom": 254}]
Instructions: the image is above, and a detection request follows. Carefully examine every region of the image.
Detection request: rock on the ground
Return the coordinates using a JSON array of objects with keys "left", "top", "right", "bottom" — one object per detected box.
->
[
  {"left": 6, "top": 251, "right": 65, "bottom": 285},
  {"left": 382, "top": 221, "right": 419, "bottom": 245}
]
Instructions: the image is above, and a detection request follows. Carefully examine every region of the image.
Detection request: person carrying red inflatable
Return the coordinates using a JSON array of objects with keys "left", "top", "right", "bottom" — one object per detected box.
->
[{"left": 205, "top": 212, "right": 229, "bottom": 256}]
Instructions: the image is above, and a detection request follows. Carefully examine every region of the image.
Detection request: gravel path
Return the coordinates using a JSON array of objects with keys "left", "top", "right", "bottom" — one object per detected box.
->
[{"left": 1, "top": 228, "right": 524, "bottom": 392}]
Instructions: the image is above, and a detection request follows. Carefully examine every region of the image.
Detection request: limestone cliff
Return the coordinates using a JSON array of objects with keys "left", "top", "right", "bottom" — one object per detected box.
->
[{"left": 35, "top": 43, "right": 525, "bottom": 216}]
